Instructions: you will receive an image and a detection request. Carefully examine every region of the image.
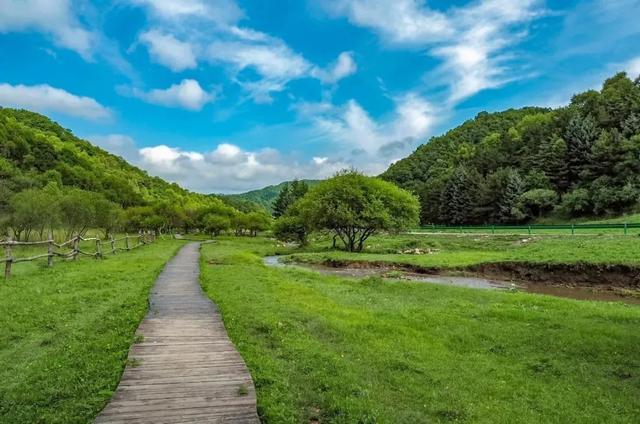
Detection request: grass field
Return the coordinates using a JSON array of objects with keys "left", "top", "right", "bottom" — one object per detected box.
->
[
  {"left": 200, "top": 236, "right": 640, "bottom": 423},
  {"left": 0, "top": 239, "right": 184, "bottom": 423},
  {"left": 288, "top": 233, "right": 640, "bottom": 268}
]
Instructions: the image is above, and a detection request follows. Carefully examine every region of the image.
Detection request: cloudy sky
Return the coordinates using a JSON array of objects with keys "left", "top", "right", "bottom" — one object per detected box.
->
[{"left": 1, "top": 0, "right": 639, "bottom": 193}]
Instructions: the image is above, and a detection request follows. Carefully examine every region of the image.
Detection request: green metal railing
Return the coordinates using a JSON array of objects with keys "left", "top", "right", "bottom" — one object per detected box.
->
[{"left": 416, "top": 223, "right": 640, "bottom": 235}]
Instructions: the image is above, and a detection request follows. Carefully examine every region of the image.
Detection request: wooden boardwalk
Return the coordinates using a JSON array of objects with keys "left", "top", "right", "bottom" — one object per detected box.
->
[{"left": 96, "top": 242, "right": 260, "bottom": 423}]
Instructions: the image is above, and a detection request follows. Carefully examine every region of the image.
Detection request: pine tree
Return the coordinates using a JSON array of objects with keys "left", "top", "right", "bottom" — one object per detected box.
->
[
  {"left": 497, "top": 170, "right": 525, "bottom": 223},
  {"left": 622, "top": 112, "right": 640, "bottom": 138},
  {"left": 272, "top": 180, "right": 309, "bottom": 218},
  {"left": 439, "top": 168, "right": 477, "bottom": 224},
  {"left": 565, "top": 114, "right": 598, "bottom": 186},
  {"left": 272, "top": 184, "right": 291, "bottom": 218},
  {"left": 536, "top": 137, "right": 569, "bottom": 192}
]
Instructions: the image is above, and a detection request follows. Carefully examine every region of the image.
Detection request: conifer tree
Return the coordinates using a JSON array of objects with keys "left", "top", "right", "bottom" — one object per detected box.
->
[{"left": 565, "top": 114, "right": 598, "bottom": 186}]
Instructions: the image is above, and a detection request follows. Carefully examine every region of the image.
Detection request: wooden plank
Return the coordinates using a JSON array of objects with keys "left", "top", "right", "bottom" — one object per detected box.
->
[{"left": 95, "top": 243, "right": 259, "bottom": 423}]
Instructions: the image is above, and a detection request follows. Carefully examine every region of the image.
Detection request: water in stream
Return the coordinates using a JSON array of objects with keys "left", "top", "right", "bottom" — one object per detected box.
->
[{"left": 263, "top": 256, "right": 640, "bottom": 305}]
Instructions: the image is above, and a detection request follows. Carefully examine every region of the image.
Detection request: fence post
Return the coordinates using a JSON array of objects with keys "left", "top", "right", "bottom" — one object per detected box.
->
[
  {"left": 491, "top": 225, "right": 495, "bottom": 235},
  {"left": 125, "top": 233, "right": 130, "bottom": 250},
  {"left": 73, "top": 235, "right": 79, "bottom": 260},
  {"left": 571, "top": 224, "right": 575, "bottom": 236},
  {"left": 527, "top": 225, "right": 532, "bottom": 235},
  {"left": 47, "top": 229, "right": 54, "bottom": 267},
  {"left": 624, "top": 223, "right": 628, "bottom": 236},
  {"left": 96, "top": 238, "right": 102, "bottom": 259},
  {"left": 4, "top": 239, "right": 12, "bottom": 279},
  {"left": 110, "top": 235, "right": 115, "bottom": 253}
]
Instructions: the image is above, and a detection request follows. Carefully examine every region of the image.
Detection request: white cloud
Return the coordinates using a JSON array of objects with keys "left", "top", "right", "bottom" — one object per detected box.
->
[
  {"left": 127, "top": 0, "right": 243, "bottom": 26},
  {"left": 0, "top": 0, "right": 94, "bottom": 58},
  {"left": 311, "top": 51, "right": 358, "bottom": 84},
  {"left": 130, "top": 79, "right": 215, "bottom": 110},
  {"left": 139, "top": 144, "right": 204, "bottom": 173},
  {"left": 627, "top": 56, "right": 640, "bottom": 78},
  {"left": 205, "top": 30, "right": 357, "bottom": 102},
  {"left": 89, "top": 90, "right": 435, "bottom": 192},
  {"left": 209, "top": 143, "right": 245, "bottom": 164},
  {"left": 139, "top": 30, "right": 197, "bottom": 72},
  {"left": 312, "top": 93, "right": 435, "bottom": 154},
  {"left": 391, "top": 93, "right": 434, "bottom": 138},
  {"left": 90, "top": 134, "right": 138, "bottom": 159},
  {"left": 208, "top": 38, "right": 311, "bottom": 80},
  {"left": 323, "top": 0, "right": 453, "bottom": 45},
  {"left": 129, "top": 0, "right": 355, "bottom": 101},
  {"left": 134, "top": 141, "right": 347, "bottom": 192},
  {"left": 0, "top": 83, "right": 111, "bottom": 120},
  {"left": 323, "top": 0, "right": 543, "bottom": 103},
  {"left": 206, "top": 32, "right": 312, "bottom": 102},
  {"left": 87, "top": 132, "right": 353, "bottom": 193}
]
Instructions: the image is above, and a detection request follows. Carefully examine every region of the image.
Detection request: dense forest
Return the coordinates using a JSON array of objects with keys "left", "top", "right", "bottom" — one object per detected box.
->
[
  {"left": 382, "top": 72, "right": 640, "bottom": 224},
  {"left": 0, "top": 108, "right": 271, "bottom": 239}
]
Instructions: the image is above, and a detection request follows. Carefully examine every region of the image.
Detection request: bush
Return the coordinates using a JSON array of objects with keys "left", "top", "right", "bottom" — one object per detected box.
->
[
  {"left": 556, "top": 189, "right": 592, "bottom": 217},
  {"left": 591, "top": 178, "right": 639, "bottom": 215},
  {"left": 519, "top": 189, "right": 558, "bottom": 218},
  {"left": 203, "top": 214, "right": 231, "bottom": 236},
  {"left": 233, "top": 211, "right": 272, "bottom": 236},
  {"left": 273, "top": 215, "right": 309, "bottom": 246}
]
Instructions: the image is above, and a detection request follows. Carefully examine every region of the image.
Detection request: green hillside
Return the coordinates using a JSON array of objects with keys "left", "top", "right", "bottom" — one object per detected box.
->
[
  {"left": 0, "top": 108, "right": 260, "bottom": 238},
  {"left": 382, "top": 72, "right": 640, "bottom": 224},
  {"left": 225, "top": 179, "right": 320, "bottom": 213},
  {"left": 0, "top": 108, "right": 204, "bottom": 207}
]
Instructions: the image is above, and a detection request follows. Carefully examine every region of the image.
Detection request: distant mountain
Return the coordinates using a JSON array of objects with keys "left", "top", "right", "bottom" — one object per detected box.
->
[{"left": 224, "top": 180, "right": 321, "bottom": 213}]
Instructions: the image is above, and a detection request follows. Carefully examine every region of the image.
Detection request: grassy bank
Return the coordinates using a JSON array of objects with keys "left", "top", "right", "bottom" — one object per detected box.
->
[
  {"left": 200, "top": 237, "right": 640, "bottom": 423},
  {"left": 288, "top": 233, "right": 640, "bottom": 268},
  {"left": 0, "top": 239, "right": 184, "bottom": 423},
  {"left": 414, "top": 213, "right": 640, "bottom": 235}
]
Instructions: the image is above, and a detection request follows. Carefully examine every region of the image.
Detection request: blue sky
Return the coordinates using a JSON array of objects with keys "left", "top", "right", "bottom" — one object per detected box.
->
[{"left": 1, "top": 0, "right": 639, "bottom": 193}]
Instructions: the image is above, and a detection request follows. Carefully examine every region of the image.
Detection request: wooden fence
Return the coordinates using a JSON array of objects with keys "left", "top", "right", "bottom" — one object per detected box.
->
[
  {"left": 1, "top": 232, "right": 156, "bottom": 278},
  {"left": 416, "top": 223, "right": 640, "bottom": 235}
]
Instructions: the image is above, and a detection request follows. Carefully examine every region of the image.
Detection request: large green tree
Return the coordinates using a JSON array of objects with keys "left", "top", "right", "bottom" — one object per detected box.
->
[{"left": 298, "top": 171, "right": 419, "bottom": 252}]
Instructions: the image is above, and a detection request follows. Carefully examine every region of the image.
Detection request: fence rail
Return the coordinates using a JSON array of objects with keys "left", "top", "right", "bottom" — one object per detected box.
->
[
  {"left": 416, "top": 223, "right": 640, "bottom": 235},
  {"left": 1, "top": 232, "right": 156, "bottom": 278}
]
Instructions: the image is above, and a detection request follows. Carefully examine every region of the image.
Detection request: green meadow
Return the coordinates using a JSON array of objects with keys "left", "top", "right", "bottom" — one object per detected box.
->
[{"left": 200, "top": 236, "right": 640, "bottom": 424}]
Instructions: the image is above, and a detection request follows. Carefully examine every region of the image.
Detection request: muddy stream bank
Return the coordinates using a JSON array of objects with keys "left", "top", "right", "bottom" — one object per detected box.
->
[{"left": 263, "top": 256, "right": 640, "bottom": 305}]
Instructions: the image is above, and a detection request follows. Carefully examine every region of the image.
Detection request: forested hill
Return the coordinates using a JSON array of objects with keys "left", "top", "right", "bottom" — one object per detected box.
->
[
  {"left": 0, "top": 108, "right": 194, "bottom": 207},
  {"left": 382, "top": 72, "right": 640, "bottom": 224},
  {"left": 225, "top": 179, "right": 320, "bottom": 213},
  {"left": 0, "top": 108, "right": 276, "bottom": 239}
]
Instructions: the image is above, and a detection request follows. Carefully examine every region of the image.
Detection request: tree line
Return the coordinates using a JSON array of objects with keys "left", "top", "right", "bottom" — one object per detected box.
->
[
  {"left": 382, "top": 72, "right": 640, "bottom": 224},
  {"left": 0, "top": 182, "right": 273, "bottom": 241}
]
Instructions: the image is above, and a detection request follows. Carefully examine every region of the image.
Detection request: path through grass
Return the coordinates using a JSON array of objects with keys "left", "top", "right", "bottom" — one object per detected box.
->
[{"left": 0, "top": 239, "right": 184, "bottom": 423}]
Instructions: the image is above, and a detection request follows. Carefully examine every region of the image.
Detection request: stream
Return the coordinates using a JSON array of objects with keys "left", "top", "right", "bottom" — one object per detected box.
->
[{"left": 263, "top": 256, "right": 640, "bottom": 305}]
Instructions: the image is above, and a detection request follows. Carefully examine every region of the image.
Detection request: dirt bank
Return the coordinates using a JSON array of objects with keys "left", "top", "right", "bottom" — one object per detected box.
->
[{"left": 318, "top": 258, "right": 640, "bottom": 289}]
